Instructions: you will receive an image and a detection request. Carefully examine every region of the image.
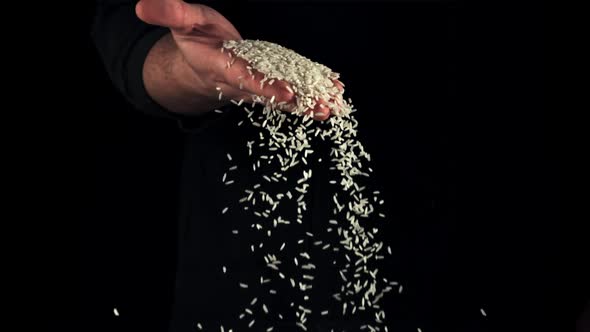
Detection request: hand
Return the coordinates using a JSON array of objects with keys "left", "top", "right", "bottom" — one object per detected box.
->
[{"left": 136, "top": 0, "right": 341, "bottom": 120}]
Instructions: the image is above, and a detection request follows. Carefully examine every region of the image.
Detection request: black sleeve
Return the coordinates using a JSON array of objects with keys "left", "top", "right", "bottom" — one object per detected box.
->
[{"left": 90, "top": 0, "right": 229, "bottom": 132}]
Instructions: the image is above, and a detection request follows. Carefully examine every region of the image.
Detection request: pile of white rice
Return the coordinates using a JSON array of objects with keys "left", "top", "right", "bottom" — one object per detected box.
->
[{"left": 196, "top": 39, "right": 399, "bottom": 332}]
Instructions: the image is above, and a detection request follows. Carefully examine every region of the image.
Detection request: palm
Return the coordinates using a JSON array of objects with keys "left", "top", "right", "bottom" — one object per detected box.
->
[{"left": 173, "top": 30, "right": 239, "bottom": 94}]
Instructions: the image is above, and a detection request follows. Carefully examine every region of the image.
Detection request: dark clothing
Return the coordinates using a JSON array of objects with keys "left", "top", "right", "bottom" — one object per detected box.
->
[{"left": 91, "top": 1, "right": 559, "bottom": 332}]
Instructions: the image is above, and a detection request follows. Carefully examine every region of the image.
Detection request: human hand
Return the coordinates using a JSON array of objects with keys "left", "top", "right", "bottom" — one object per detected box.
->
[{"left": 137, "top": 0, "right": 342, "bottom": 120}]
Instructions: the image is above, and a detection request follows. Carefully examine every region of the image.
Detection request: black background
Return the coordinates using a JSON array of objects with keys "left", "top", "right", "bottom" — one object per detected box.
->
[{"left": 27, "top": 1, "right": 576, "bottom": 331}]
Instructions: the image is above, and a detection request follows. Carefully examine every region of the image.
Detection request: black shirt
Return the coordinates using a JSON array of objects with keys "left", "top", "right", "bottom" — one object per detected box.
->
[{"left": 91, "top": 1, "right": 561, "bottom": 332}]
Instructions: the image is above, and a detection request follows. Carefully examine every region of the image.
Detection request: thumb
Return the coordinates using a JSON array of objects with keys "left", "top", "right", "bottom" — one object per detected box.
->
[{"left": 136, "top": 0, "right": 209, "bottom": 33}]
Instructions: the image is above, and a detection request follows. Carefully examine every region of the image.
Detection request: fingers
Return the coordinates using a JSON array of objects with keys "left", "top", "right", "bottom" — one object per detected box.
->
[
  {"left": 136, "top": 0, "right": 184, "bottom": 28},
  {"left": 303, "top": 79, "right": 343, "bottom": 121},
  {"left": 299, "top": 98, "right": 330, "bottom": 121},
  {"left": 136, "top": 0, "right": 208, "bottom": 33},
  {"left": 304, "top": 79, "right": 343, "bottom": 121},
  {"left": 334, "top": 79, "right": 345, "bottom": 92},
  {"left": 313, "top": 99, "right": 331, "bottom": 121}
]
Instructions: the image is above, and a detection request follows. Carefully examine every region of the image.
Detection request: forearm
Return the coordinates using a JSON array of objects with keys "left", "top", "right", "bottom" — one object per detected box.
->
[{"left": 143, "top": 33, "right": 220, "bottom": 115}]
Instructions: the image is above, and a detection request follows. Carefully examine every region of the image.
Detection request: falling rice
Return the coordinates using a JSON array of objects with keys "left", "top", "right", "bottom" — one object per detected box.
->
[{"left": 212, "top": 39, "right": 396, "bottom": 330}]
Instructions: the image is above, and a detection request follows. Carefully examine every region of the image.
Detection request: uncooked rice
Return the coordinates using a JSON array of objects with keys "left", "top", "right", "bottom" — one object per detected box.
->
[{"left": 210, "top": 39, "right": 401, "bottom": 330}]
